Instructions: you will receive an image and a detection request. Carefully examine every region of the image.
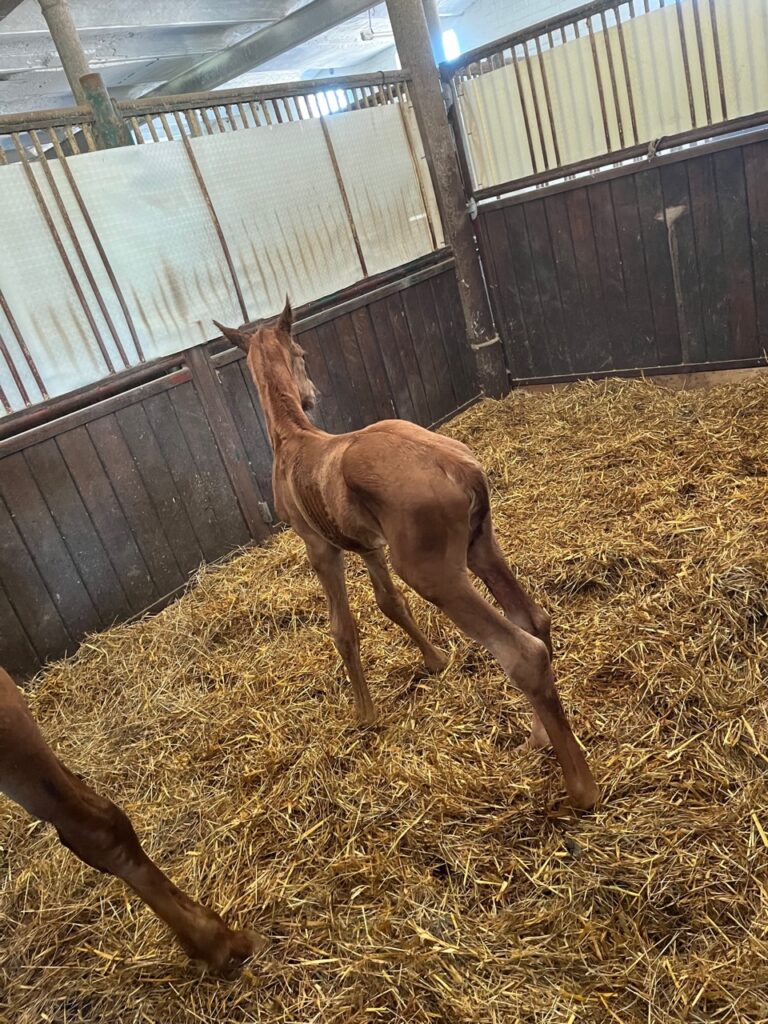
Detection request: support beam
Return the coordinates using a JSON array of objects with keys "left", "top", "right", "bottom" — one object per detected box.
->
[
  {"left": 0, "top": 0, "right": 25, "bottom": 23},
  {"left": 38, "top": 0, "right": 90, "bottom": 105},
  {"left": 144, "top": 0, "right": 378, "bottom": 98},
  {"left": 386, "top": 0, "right": 507, "bottom": 397}
]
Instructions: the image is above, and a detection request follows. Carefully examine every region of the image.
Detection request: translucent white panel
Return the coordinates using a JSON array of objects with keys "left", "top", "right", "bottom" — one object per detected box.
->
[
  {"left": 325, "top": 104, "right": 440, "bottom": 277},
  {"left": 457, "top": 0, "right": 768, "bottom": 190},
  {"left": 67, "top": 141, "right": 243, "bottom": 358},
  {"left": 0, "top": 162, "right": 109, "bottom": 409},
  {"left": 189, "top": 117, "right": 361, "bottom": 319}
]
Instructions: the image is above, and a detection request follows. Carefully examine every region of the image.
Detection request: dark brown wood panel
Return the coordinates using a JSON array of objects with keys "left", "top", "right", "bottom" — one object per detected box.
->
[
  {"left": 57, "top": 425, "right": 158, "bottom": 614},
  {"left": 713, "top": 147, "right": 758, "bottom": 360},
  {"left": 430, "top": 271, "right": 477, "bottom": 405},
  {"left": 0, "top": 578, "right": 38, "bottom": 677},
  {"left": 217, "top": 360, "right": 275, "bottom": 511},
  {"left": 743, "top": 141, "right": 768, "bottom": 349},
  {"left": 478, "top": 137, "right": 766, "bottom": 380},
  {"left": 349, "top": 306, "right": 398, "bottom": 422},
  {"left": 24, "top": 439, "right": 131, "bottom": 627},
  {"left": 333, "top": 313, "right": 380, "bottom": 427},
  {"left": 370, "top": 292, "right": 430, "bottom": 425},
  {"left": 0, "top": 452, "right": 101, "bottom": 639}
]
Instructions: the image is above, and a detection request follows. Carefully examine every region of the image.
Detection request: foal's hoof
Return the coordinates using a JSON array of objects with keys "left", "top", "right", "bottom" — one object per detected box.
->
[
  {"left": 356, "top": 708, "right": 379, "bottom": 729},
  {"left": 184, "top": 925, "right": 265, "bottom": 973},
  {"left": 423, "top": 647, "right": 450, "bottom": 674},
  {"left": 568, "top": 780, "right": 600, "bottom": 812}
]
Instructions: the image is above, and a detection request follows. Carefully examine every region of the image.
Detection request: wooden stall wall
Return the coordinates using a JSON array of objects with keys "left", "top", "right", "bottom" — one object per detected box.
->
[
  {"left": 477, "top": 136, "right": 768, "bottom": 382},
  {"left": 0, "top": 258, "right": 478, "bottom": 678}
]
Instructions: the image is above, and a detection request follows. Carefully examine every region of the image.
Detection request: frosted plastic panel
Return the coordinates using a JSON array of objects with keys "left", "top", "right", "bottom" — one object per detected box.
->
[
  {"left": 0, "top": 163, "right": 110, "bottom": 408},
  {"left": 0, "top": 101, "right": 442, "bottom": 416},
  {"left": 458, "top": 0, "right": 768, "bottom": 189},
  {"left": 189, "top": 118, "right": 361, "bottom": 317},
  {"left": 67, "top": 142, "right": 243, "bottom": 358},
  {"left": 325, "top": 104, "right": 443, "bottom": 276}
]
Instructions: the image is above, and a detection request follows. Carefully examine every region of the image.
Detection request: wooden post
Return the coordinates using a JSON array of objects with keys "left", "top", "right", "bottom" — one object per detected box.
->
[
  {"left": 79, "top": 73, "right": 132, "bottom": 149},
  {"left": 387, "top": 0, "right": 507, "bottom": 398},
  {"left": 38, "top": 0, "right": 90, "bottom": 106}
]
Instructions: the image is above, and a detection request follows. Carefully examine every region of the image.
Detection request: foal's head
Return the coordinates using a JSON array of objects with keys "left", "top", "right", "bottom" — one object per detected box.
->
[{"left": 214, "top": 298, "right": 317, "bottom": 413}]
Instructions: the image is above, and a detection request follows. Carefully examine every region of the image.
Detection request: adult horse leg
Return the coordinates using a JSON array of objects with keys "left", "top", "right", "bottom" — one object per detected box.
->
[{"left": 0, "top": 669, "right": 258, "bottom": 968}]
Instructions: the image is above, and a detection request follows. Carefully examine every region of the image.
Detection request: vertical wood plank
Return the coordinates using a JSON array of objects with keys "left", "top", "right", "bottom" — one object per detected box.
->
[
  {"left": 588, "top": 181, "right": 628, "bottom": 371},
  {"left": 143, "top": 389, "right": 242, "bottom": 560},
  {"left": 564, "top": 188, "right": 610, "bottom": 374},
  {"left": 743, "top": 141, "right": 768, "bottom": 350},
  {"left": 659, "top": 162, "right": 705, "bottom": 365},
  {"left": 399, "top": 284, "right": 447, "bottom": 422},
  {"left": 713, "top": 147, "right": 759, "bottom": 360},
  {"left": 429, "top": 271, "right": 478, "bottom": 404},
  {"left": 24, "top": 438, "right": 131, "bottom": 627},
  {"left": 367, "top": 294, "right": 420, "bottom": 423},
  {"left": 57, "top": 425, "right": 158, "bottom": 614},
  {"left": 523, "top": 199, "right": 572, "bottom": 375},
  {"left": 296, "top": 326, "right": 339, "bottom": 433},
  {"left": 477, "top": 209, "right": 533, "bottom": 378},
  {"left": 87, "top": 416, "right": 185, "bottom": 597},
  {"left": 503, "top": 205, "right": 553, "bottom": 377},
  {"left": 634, "top": 168, "right": 683, "bottom": 367},
  {"left": 334, "top": 313, "right": 379, "bottom": 427},
  {"left": 687, "top": 155, "right": 728, "bottom": 362},
  {"left": 0, "top": 490, "right": 72, "bottom": 660},
  {"left": 410, "top": 277, "right": 458, "bottom": 420},
  {"left": 0, "top": 577, "right": 39, "bottom": 676},
  {"left": 315, "top": 321, "right": 358, "bottom": 432},
  {"left": 216, "top": 361, "right": 275, "bottom": 510},
  {"left": 610, "top": 175, "right": 656, "bottom": 367},
  {"left": 169, "top": 381, "right": 251, "bottom": 551},
  {"left": 349, "top": 306, "right": 398, "bottom": 421},
  {"left": 543, "top": 193, "right": 588, "bottom": 374},
  {"left": 0, "top": 452, "right": 100, "bottom": 639}
]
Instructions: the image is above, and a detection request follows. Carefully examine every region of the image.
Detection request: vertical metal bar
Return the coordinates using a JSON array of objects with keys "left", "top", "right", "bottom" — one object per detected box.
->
[
  {"left": 614, "top": 5, "right": 639, "bottom": 143},
  {"left": 272, "top": 99, "right": 285, "bottom": 124},
  {"left": 29, "top": 130, "right": 132, "bottom": 368},
  {"left": 143, "top": 114, "right": 159, "bottom": 142},
  {"left": 707, "top": 0, "right": 727, "bottom": 121},
  {"left": 532, "top": 32, "right": 561, "bottom": 166},
  {"left": 675, "top": 0, "right": 697, "bottom": 127},
  {"left": 159, "top": 111, "right": 174, "bottom": 140},
  {"left": 600, "top": 10, "right": 625, "bottom": 147},
  {"left": 11, "top": 132, "right": 115, "bottom": 373},
  {"left": 81, "top": 122, "right": 97, "bottom": 150},
  {"left": 175, "top": 122, "right": 248, "bottom": 321},
  {"left": 519, "top": 41, "right": 550, "bottom": 170},
  {"left": 319, "top": 117, "right": 368, "bottom": 277},
  {"left": 198, "top": 107, "right": 216, "bottom": 134},
  {"left": 397, "top": 100, "right": 438, "bottom": 249},
  {"left": 47, "top": 130, "right": 145, "bottom": 362},
  {"left": 510, "top": 46, "right": 539, "bottom": 173},
  {"left": 586, "top": 15, "right": 613, "bottom": 150},
  {"left": 64, "top": 124, "right": 81, "bottom": 154},
  {"left": 224, "top": 104, "right": 237, "bottom": 129},
  {"left": 0, "top": 294, "right": 41, "bottom": 404},
  {"left": 0, "top": 144, "right": 7, "bottom": 166},
  {"left": 184, "top": 109, "right": 202, "bottom": 137},
  {"left": 259, "top": 100, "right": 273, "bottom": 126},
  {"left": 237, "top": 101, "right": 250, "bottom": 127},
  {"left": 692, "top": 0, "right": 712, "bottom": 124},
  {"left": 212, "top": 105, "right": 227, "bottom": 132},
  {"left": 129, "top": 116, "right": 144, "bottom": 142}
]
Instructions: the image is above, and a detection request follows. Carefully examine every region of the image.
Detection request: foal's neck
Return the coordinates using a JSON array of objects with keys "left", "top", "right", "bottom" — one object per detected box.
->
[{"left": 254, "top": 359, "right": 312, "bottom": 450}]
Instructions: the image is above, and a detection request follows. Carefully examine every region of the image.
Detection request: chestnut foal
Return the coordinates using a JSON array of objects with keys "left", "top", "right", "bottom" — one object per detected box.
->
[
  {"left": 215, "top": 303, "right": 598, "bottom": 810},
  {"left": 0, "top": 665, "right": 257, "bottom": 967}
]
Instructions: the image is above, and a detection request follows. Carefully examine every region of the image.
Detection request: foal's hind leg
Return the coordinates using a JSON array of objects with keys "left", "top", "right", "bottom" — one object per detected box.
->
[
  {"left": 468, "top": 516, "right": 553, "bottom": 749},
  {"left": 363, "top": 550, "right": 449, "bottom": 673},
  {"left": 392, "top": 553, "right": 598, "bottom": 809}
]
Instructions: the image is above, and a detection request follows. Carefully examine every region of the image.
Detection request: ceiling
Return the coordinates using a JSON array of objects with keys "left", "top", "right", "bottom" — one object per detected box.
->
[{"left": 0, "top": 0, "right": 475, "bottom": 115}]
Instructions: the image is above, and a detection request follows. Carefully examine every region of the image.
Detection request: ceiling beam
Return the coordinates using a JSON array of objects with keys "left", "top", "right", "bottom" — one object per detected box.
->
[
  {"left": 0, "top": 0, "right": 26, "bottom": 24},
  {"left": 144, "top": 0, "right": 382, "bottom": 97}
]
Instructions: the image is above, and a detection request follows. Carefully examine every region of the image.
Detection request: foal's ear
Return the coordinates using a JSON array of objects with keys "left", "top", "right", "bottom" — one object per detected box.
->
[
  {"left": 276, "top": 295, "right": 293, "bottom": 336},
  {"left": 213, "top": 320, "right": 249, "bottom": 353}
]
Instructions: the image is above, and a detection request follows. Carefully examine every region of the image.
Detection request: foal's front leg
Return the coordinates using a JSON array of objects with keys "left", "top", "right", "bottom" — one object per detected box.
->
[{"left": 304, "top": 534, "right": 377, "bottom": 726}]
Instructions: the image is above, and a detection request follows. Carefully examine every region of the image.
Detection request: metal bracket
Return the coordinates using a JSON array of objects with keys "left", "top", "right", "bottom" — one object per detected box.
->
[
  {"left": 467, "top": 196, "right": 478, "bottom": 221},
  {"left": 258, "top": 501, "right": 274, "bottom": 525},
  {"left": 648, "top": 137, "right": 661, "bottom": 160}
]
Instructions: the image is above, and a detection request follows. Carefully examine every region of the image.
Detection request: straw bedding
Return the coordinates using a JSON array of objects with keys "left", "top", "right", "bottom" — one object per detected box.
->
[{"left": 1, "top": 376, "right": 767, "bottom": 1024}]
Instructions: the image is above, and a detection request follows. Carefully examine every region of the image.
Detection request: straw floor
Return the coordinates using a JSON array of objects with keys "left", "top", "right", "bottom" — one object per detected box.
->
[{"left": 1, "top": 376, "right": 767, "bottom": 1024}]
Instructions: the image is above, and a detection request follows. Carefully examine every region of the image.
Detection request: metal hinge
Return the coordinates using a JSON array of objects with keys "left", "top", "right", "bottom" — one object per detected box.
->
[{"left": 467, "top": 196, "right": 478, "bottom": 221}]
